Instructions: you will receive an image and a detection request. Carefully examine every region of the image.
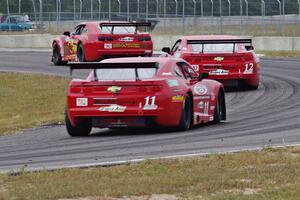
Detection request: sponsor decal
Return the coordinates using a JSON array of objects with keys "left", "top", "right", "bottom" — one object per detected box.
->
[
  {"left": 99, "top": 104, "right": 126, "bottom": 112},
  {"left": 214, "top": 56, "right": 224, "bottom": 62},
  {"left": 172, "top": 95, "right": 184, "bottom": 102},
  {"left": 113, "top": 43, "right": 140, "bottom": 48},
  {"left": 194, "top": 84, "right": 208, "bottom": 95},
  {"left": 76, "top": 98, "right": 88, "bottom": 107},
  {"left": 209, "top": 116, "right": 214, "bottom": 121},
  {"left": 194, "top": 95, "right": 210, "bottom": 100},
  {"left": 143, "top": 96, "right": 158, "bottom": 110},
  {"left": 104, "top": 43, "right": 112, "bottom": 49},
  {"left": 210, "top": 106, "right": 215, "bottom": 110},
  {"left": 118, "top": 37, "right": 134, "bottom": 42},
  {"left": 244, "top": 63, "right": 254, "bottom": 74},
  {"left": 191, "top": 64, "right": 199, "bottom": 71},
  {"left": 166, "top": 79, "right": 179, "bottom": 87},
  {"left": 107, "top": 86, "right": 122, "bottom": 94},
  {"left": 162, "top": 72, "right": 172, "bottom": 76},
  {"left": 198, "top": 101, "right": 204, "bottom": 109},
  {"left": 209, "top": 69, "right": 229, "bottom": 75},
  {"left": 145, "top": 49, "right": 152, "bottom": 53},
  {"left": 65, "top": 38, "right": 77, "bottom": 54}
]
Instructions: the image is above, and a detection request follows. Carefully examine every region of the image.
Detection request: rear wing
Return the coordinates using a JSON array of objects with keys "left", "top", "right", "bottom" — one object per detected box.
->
[
  {"left": 68, "top": 62, "right": 159, "bottom": 80},
  {"left": 187, "top": 39, "right": 252, "bottom": 53},
  {"left": 99, "top": 22, "right": 152, "bottom": 27}
]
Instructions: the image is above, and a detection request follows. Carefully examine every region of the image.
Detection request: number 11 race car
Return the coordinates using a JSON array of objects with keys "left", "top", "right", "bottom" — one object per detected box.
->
[
  {"left": 162, "top": 35, "right": 260, "bottom": 90},
  {"left": 65, "top": 57, "right": 226, "bottom": 136},
  {"left": 52, "top": 21, "right": 153, "bottom": 65}
]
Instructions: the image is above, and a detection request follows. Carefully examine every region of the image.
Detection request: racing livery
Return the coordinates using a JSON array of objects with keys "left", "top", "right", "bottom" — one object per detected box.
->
[
  {"left": 162, "top": 35, "right": 260, "bottom": 89},
  {"left": 65, "top": 57, "right": 226, "bottom": 136},
  {"left": 52, "top": 21, "right": 153, "bottom": 65}
]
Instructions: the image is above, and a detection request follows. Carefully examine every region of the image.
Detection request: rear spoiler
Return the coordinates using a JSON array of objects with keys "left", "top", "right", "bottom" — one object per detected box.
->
[
  {"left": 187, "top": 39, "right": 252, "bottom": 45},
  {"left": 68, "top": 62, "right": 159, "bottom": 80},
  {"left": 100, "top": 22, "right": 152, "bottom": 27},
  {"left": 187, "top": 39, "right": 252, "bottom": 53}
]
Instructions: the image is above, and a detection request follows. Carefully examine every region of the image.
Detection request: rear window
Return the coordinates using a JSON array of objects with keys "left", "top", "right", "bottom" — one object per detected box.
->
[
  {"left": 96, "top": 68, "right": 156, "bottom": 81},
  {"left": 190, "top": 43, "right": 235, "bottom": 53},
  {"left": 100, "top": 26, "right": 136, "bottom": 34}
]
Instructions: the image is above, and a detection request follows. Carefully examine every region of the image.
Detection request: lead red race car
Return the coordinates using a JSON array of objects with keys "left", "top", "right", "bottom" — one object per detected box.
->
[
  {"left": 162, "top": 35, "right": 260, "bottom": 90},
  {"left": 52, "top": 21, "right": 153, "bottom": 65},
  {"left": 65, "top": 57, "right": 226, "bottom": 136}
]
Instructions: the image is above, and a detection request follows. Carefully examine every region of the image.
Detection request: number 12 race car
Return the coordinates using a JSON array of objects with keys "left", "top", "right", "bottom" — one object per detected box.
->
[
  {"left": 65, "top": 57, "right": 226, "bottom": 136},
  {"left": 162, "top": 35, "right": 260, "bottom": 90},
  {"left": 52, "top": 21, "right": 153, "bottom": 65}
]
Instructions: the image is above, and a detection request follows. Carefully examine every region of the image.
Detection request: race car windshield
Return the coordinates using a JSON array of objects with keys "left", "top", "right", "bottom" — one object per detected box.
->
[
  {"left": 95, "top": 68, "right": 156, "bottom": 81},
  {"left": 100, "top": 26, "right": 136, "bottom": 34},
  {"left": 190, "top": 43, "right": 235, "bottom": 53}
]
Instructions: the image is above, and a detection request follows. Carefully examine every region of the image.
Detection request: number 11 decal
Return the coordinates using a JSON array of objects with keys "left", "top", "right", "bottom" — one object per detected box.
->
[{"left": 143, "top": 96, "right": 158, "bottom": 110}]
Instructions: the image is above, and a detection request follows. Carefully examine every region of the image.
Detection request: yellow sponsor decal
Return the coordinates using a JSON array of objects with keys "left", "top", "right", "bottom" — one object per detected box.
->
[
  {"left": 107, "top": 86, "right": 122, "bottom": 94},
  {"left": 113, "top": 43, "right": 141, "bottom": 48},
  {"left": 172, "top": 95, "right": 184, "bottom": 102}
]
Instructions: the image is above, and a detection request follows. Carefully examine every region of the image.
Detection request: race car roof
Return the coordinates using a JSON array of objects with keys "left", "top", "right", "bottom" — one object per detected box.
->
[{"left": 181, "top": 35, "right": 243, "bottom": 41}]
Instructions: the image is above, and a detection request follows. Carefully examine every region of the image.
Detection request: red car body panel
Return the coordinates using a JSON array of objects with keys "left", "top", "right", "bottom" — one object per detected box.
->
[
  {"left": 66, "top": 57, "right": 225, "bottom": 129},
  {"left": 168, "top": 35, "right": 260, "bottom": 88},
  {"left": 52, "top": 21, "right": 153, "bottom": 62}
]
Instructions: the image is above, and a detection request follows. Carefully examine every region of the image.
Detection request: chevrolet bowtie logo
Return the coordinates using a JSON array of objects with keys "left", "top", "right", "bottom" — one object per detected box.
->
[
  {"left": 107, "top": 86, "right": 122, "bottom": 94},
  {"left": 214, "top": 57, "right": 224, "bottom": 62}
]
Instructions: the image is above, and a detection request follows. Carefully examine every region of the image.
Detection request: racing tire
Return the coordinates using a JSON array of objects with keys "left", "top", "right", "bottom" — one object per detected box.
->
[
  {"left": 213, "top": 91, "right": 224, "bottom": 124},
  {"left": 65, "top": 111, "right": 92, "bottom": 137},
  {"left": 178, "top": 95, "right": 192, "bottom": 131},
  {"left": 52, "top": 46, "right": 67, "bottom": 65},
  {"left": 77, "top": 43, "right": 85, "bottom": 62},
  {"left": 238, "top": 80, "right": 259, "bottom": 91}
]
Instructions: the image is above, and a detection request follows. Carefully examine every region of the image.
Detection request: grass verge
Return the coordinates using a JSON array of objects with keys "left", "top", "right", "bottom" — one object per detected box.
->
[
  {"left": 257, "top": 51, "right": 300, "bottom": 58},
  {"left": 0, "top": 72, "right": 70, "bottom": 135},
  {"left": 1, "top": 146, "right": 300, "bottom": 200}
]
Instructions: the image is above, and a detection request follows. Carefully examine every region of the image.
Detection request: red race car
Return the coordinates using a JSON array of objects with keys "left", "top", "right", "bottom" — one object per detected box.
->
[
  {"left": 52, "top": 21, "right": 153, "bottom": 65},
  {"left": 162, "top": 35, "right": 260, "bottom": 90},
  {"left": 65, "top": 57, "right": 226, "bottom": 136}
]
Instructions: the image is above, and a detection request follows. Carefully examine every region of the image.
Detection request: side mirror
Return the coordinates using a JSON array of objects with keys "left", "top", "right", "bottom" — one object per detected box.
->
[
  {"left": 63, "top": 31, "right": 71, "bottom": 37},
  {"left": 161, "top": 47, "right": 171, "bottom": 54},
  {"left": 199, "top": 73, "right": 209, "bottom": 80},
  {"left": 245, "top": 45, "right": 254, "bottom": 51}
]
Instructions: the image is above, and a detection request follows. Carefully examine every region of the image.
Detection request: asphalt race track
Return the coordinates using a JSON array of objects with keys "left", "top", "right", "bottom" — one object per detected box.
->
[{"left": 0, "top": 51, "right": 300, "bottom": 173}]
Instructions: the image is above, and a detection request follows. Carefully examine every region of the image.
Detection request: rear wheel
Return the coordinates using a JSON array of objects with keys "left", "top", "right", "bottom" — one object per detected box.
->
[
  {"left": 178, "top": 95, "right": 192, "bottom": 131},
  {"left": 65, "top": 111, "right": 92, "bottom": 137},
  {"left": 77, "top": 43, "right": 85, "bottom": 62},
  {"left": 52, "top": 45, "right": 67, "bottom": 65},
  {"left": 213, "top": 91, "right": 223, "bottom": 124}
]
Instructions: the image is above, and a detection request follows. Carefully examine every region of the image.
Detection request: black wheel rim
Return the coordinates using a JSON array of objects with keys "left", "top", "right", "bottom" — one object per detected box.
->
[
  {"left": 53, "top": 48, "right": 60, "bottom": 63},
  {"left": 77, "top": 46, "right": 83, "bottom": 62},
  {"left": 184, "top": 97, "right": 191, "bottom": 128}
]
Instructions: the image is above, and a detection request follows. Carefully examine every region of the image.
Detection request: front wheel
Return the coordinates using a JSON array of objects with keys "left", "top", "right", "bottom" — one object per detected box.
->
[
  {"left": 177, "top": 95, "right": 192, "bottom": 131},
  {"left": 65, "top": 111, "right": 92, "bottom": 137}
]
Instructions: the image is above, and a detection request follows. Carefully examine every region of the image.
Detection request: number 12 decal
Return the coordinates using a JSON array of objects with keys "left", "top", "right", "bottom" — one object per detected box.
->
[
  {"left": 244, "top": 63, "right": 254, "bottom": 74},
  {"left": 143, "top": 96, "right": 158, "bottom": 110}
]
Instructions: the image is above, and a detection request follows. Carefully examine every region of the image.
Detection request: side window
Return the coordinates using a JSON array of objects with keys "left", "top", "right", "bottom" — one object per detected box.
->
[
  {"left": 171, "top": 40, "right": 182, "bottom": 54},
  {"left": 74, "top": 25, "right": 86, "bottom": 35},
  {"left": 82, "top": 26, "right": 88, "bottom": 34},
  {"left": 177, "top": 62, "right": 199, "bottom": 79},
  {"left": 174, "top": 65, "right": 185, "bottom": 79}
]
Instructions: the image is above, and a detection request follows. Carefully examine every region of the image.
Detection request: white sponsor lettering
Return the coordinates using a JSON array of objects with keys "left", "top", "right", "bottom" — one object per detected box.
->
[
  {"left": 191, "top": 65, "right": 199, "bottom": 71},
  {"left": 104, "top": 43, "right": 112, "bottom": 49},
  {"left": 76, "top": 98, "right": 88, "bottom": 107},
  {"left": 99, "top": 105, "right": 126, "bottom": 112},
  {"left": 118, "top": 37, "right": 134, "bottom": 42},
  {"left": 143, "top": 96, "right": 158, "bottom": 110},
  {"left": 194, "top": 84, "right": 208, "bottom": 95},
  {"left": 209, "top": 69, "right": 229, "bottom": 75},
  {"left": 244, "top": 63, "right": 254, "bottom": 74}
]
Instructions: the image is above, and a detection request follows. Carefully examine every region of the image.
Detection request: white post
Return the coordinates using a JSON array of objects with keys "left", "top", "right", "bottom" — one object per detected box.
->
[
  {"left": 210, "top": 0, "right": 213, "bottom": 16},
  {"left": 244, "top": 0, "right": 248, "bottom": 16},
  {"left": 79, "top": 0, "right": 82, "bottom": 20},
  {"left": 39, "top": 0, "right": 43, "bottom": 31},
  {"left": 73, "top": 0, "right": 76, "bottom": 21},
  {"left": 127, "top": 0, "right": 129, "bottom": 21},
  {"left": 98, "top": 0, "right": 101, "bottom": 19},
  {"left": 146, "top": 0, "right": 148, "bottom": 21},
  {"left": 276, "top": 0, "right": 281, "bottom": 15},
  {"left": 193, "top": 0, "right": 196, "bottom": 16},
  {"left": 19, "top": 0, "right": 21, "bottom": 15},
  {"left": 117, "top": 0, "right": 121, "bottom": 15},
  {"left": 155, "top": 0, "right": 159, "bottom": 18},
  {"left": 174, "top": 0, "right": 178, "bottom": 17},
  {"left": 201, "top": 0, "right": 203, "bottom": 16},
  {"left": 137, "top": 0, "right": 140, "bottom": 18},
  {"left": 164, "top": 0, "right": 166, "bottom": 18},
  {"left": 298, "top": 0, "right": 300, "bottom": 15},
  {"left": 91, "top": 0, "right": 94, "bottom": 20},
  {"left": 227, "top": 0, "right": 231, "bottom": 16},
  {"left": 108, "top": 0, "right": 111, "bottom": 21}
]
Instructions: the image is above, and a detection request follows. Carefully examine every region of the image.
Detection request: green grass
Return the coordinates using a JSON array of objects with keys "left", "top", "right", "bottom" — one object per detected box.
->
[
  {"left": 0, "top": 72, "right": 70, "bottom": 135},
  {"left": 0, "top": 147, "right": 300, "bottom": 200}
]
